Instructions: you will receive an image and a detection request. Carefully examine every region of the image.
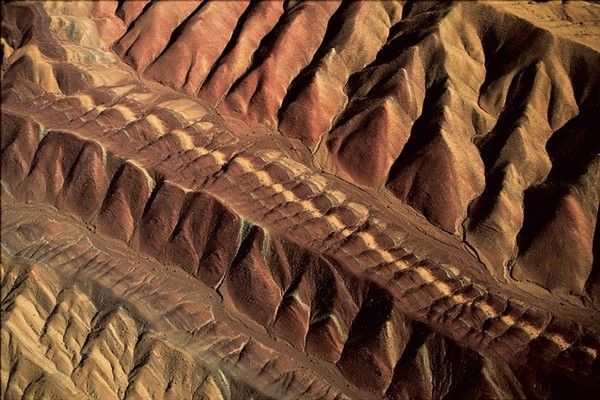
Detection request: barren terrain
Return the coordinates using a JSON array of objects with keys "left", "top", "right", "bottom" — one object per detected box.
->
[{"left": 1, "top": 1, "right": 599, "bottom": 399}]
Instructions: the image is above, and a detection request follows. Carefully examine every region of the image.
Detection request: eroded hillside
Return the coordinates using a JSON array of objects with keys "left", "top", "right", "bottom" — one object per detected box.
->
[{"left": 1, "top": 1, "right": 599, "bottom": 399}]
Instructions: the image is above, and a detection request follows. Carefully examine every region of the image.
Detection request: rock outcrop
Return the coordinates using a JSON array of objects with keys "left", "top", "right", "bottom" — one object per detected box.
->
[{"left": 2, "top": 1, "right": 599, "bottom": 399}]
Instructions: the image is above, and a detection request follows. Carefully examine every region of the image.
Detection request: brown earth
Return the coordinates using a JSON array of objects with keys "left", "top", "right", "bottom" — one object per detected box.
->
[{"left": 1, "top": 1, "right": 599, "bottom": 399}]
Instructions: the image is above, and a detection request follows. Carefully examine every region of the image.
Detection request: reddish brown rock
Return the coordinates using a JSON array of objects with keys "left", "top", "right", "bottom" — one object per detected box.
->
[{"left": 1, "top": 1, "right": 599, "bottom": 399}]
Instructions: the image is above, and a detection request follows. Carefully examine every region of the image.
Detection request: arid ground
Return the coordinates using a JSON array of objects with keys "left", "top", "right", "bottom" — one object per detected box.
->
[{"left": 1, "top": 1, "right": 599, "bottom": 399}]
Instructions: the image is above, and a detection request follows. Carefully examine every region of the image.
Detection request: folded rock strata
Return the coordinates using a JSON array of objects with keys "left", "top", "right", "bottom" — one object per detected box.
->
[{"left": 1, "top": 1, "right": 599, "bottom": 399}]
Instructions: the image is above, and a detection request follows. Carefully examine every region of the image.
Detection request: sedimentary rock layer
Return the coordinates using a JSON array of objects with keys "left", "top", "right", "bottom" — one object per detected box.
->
[{"left": 1, "top": 1, "right": 599, "bottom": 399}]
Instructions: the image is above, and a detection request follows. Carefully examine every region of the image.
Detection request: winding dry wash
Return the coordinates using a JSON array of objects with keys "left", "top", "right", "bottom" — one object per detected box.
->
[{"left": 1, "top": 1, "right": 599, "bottom": 399}]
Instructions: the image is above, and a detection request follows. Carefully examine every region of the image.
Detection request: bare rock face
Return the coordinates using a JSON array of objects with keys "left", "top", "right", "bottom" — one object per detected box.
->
[{"left": 1, "top": 1, "right": 599, "bottom": 399}]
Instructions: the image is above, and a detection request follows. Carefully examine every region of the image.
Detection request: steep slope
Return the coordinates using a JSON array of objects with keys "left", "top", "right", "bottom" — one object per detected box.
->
[
  {"left": 106, "top": 0, "right": 600, "bottom": 303},
  {"left": 1, "top": 1, "right": 600, "bottom": 399}
]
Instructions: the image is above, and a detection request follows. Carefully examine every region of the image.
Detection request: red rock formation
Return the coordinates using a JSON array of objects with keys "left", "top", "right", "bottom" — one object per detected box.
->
[{"left": 2, "top": 1, "right": 599, "bottom": 399}]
